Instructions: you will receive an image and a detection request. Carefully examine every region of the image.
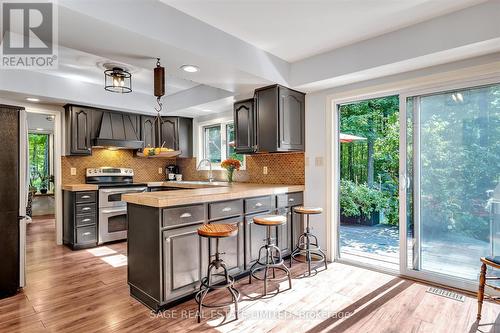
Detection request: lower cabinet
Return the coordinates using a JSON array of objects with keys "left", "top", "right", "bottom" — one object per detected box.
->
[
  {"left": 244, "top": 211, "right": 273, "bottom": 269},
  {"left": 63, "top": 190, "right": 98, "bottom": 250},
  {"left": 276, "top": 207, "right": 293, "bottom": 257},
  {"left": 208, "top": 216, "right": 245, "bottom": 277},
  {"left": 162, "top": 222, "right": 208, "bottom": 302}
]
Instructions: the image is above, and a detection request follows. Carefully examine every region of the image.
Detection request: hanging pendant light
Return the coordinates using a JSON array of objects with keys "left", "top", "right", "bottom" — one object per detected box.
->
[{"left": 104, "top": 67, "right": 132, "bottom": 93}]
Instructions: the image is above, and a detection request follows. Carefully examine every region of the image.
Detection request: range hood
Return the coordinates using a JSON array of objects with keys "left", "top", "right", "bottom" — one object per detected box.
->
[{"left": 93, "top": 112, "right": 144, "bottom": 149}]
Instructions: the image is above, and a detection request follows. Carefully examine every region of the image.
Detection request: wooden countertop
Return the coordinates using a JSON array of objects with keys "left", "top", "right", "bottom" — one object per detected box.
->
[
  {"left": 62, "top": 184, "right": 99, "bottom": 191},
  {"left": 123, "top": 183, "right": 305, "bottom": 208}
]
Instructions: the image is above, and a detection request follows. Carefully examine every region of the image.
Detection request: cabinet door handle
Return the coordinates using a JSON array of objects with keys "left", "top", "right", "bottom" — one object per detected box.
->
[
  {"left": 82, "top": 232, "right": 91, "bottom": 236},
  {"left": 255, "top": 202, "right": 263, "bottom": 207},
  {"left": 82, "top": 207, "right": 91, "bottom": 211},
  {"left": 81, "top": 195, "right": 91, "bottom": 199},
  {"left": 222, "top": 207, "right": 232, "bottom": 212},
  {"left": 288, "top": 198, "right": 295, "bottom": 202},
  {"left": 82, "top": 218, "right": 91, "bottom": 222},
  {"left": 180, "top": 213, "right": 192, "bottom": 218}
]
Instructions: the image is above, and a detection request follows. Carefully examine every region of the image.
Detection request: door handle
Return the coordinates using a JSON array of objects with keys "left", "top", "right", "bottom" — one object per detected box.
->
[{"left": 102, "top": 208, "right": 127, "bottom": 214}]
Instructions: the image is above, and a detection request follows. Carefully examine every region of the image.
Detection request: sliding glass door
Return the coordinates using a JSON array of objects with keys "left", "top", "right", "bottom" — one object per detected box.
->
[{"left": 403, "top": 83, "right": 500, "bottom": 284}]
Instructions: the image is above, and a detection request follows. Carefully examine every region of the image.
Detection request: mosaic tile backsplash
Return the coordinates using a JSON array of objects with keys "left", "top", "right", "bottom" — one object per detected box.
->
[
  {"left": 177, "top": 153, "right": 305, "bottom": 185},
  {"left": 62, "top": 149, "right": 305, "bottom": 185}
]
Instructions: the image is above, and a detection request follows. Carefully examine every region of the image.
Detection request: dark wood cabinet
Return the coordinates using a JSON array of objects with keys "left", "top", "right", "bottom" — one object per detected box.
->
[
  {"left": 159, "top": 117, "right": 179, "bottom": 150},
  {"left": 233, "top": 98, "right": 256, "bottom": 153},
  {"left": 140, "top": 116, "right": 156, "bottom": 149},
  {"left": 209, "top": 216, "right": 245, "bottom": 276},
  {"left": 278, "top": 86, "right": 305, "bottom": 151},
  {"left": 140, "top": 116, "right": 193, "bottom": 157},
  {"left": 65, "top": 105, "right": 92, "bottom": 155},
  {"left": 63, "top": 190, "right": 98, "bottom": 250},
  {"left": 235, "top": 84, "right": 305, "bottom": 154}
]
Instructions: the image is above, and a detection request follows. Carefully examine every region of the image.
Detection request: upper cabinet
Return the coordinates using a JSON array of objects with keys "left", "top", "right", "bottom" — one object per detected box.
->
[
  {"left": 65, "top": 105, "right": 92, "bottom": 155},
  {"left": 233, "top": 98, "right": 256, "bottom": 154},
  {"left": 234, "top": 84, "right": 305, "bottom": 154},
  {"left": 140, "top": 116, "right": 193, "bottom": 158},
  {"left": 65, "top": 105, "right": 193, "bottom": 157}
]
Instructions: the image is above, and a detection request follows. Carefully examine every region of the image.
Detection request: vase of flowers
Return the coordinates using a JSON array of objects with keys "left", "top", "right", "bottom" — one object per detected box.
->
[{"left": 221, "top": 158, "right": 241, "bottom": 183}]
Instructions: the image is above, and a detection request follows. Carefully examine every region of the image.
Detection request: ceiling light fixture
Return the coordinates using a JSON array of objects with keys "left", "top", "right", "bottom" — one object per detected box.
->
[
  {"left": 26, "top": 97, "right": 40, "bottom": 102},
  {"left": 104, "top": 67, "right": 132, "bottom": 93},
  {"left": 180, "top": 64, "right": 199, "bottom": 73}
]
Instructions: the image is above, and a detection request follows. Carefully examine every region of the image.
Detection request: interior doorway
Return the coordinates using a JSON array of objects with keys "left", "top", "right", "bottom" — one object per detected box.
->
[
  {"left": 27, "top": 113, "right": 56, "bottom": 219},
  {"left": 337, "top": 95, "right": 400, "bottom": 271}
]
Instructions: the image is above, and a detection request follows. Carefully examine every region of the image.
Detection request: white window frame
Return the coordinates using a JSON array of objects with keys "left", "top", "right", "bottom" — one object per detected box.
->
[{"left": 196, "top": 116, "right": 246, "bottom": 171}]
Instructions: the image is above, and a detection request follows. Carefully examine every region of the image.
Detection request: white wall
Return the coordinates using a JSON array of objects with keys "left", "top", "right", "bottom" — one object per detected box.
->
[{"left": 305, "top": 52, "right": 500, "bottom": 254}]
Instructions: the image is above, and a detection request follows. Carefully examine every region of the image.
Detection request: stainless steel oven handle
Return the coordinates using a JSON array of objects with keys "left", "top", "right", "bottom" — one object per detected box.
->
[
  {"left": 100, "top": 187, "right": 147, "bottom": 194},
  {"left": 101, "top": 208, "right": 128, "bottom": 214}
]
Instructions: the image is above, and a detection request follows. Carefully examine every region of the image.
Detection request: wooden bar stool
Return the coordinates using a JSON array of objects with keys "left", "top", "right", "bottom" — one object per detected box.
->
[
  {"left": 291, "top": 206, "right": 327, "bottom": 276},
  {"left": 195, "top": 224, "right": 240, "bottom": 323},
  {"left": 477, "top": 256, "right": 500, "bottom": 320},
  {"left": 249, "top": 214, "right": 292, "bottom": 296}
]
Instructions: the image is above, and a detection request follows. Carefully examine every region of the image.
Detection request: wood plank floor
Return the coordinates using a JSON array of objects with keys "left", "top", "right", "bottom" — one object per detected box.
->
[{"left": 0, "top": 217, "right": 498, "bottom": 332}]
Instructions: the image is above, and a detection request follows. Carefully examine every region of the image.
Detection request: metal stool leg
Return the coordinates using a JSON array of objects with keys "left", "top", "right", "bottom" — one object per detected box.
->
[{"left": 196, "top": 237, "right": 240, "bottom": 323}]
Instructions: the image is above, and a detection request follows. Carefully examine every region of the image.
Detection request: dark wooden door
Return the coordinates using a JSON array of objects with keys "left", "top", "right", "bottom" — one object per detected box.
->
[
  {"left": 141, "top": 116, "right": 156, "bottom": 149},
  {"left": 0, "top": 106, "right": 20, "bottom": 298},
  {"left": 160, "top": 117, "right": 178, "bottom": 150},
  {"left": 70, "top": 107, "right": 92, "bottom": 155},
  {"left": 278, "top": 86, "right": 305, "bottom": 151},
  {"left": 234, "top": 98, "right": 255, "bottom": 153}
]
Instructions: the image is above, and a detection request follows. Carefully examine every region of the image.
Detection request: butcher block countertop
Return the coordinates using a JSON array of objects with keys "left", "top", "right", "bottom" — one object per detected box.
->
[
  {"left": 62, "top": 184, "right": 99, "bottom": 191},
  {"left": 123, "top": 182, "right": 305, "bottom": 208}
]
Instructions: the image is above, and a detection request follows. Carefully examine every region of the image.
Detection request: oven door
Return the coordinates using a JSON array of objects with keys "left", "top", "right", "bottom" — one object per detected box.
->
[
  {"left": 99, "top": 207, "right": 128, "bottom": 244},
  {"left": 99, "top": 187, "right": 147, "bottom": 208}
]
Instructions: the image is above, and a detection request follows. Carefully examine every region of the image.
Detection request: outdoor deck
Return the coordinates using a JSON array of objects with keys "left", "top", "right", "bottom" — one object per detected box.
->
[{"left": 340, "top": 224, "right": 490, "bottom": 279}]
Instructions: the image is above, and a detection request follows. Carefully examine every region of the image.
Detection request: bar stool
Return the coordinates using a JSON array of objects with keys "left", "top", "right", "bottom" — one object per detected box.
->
[
  {"left": 249, "top": 214, "right": 292, "bottom": 296},
  {"left": 195, "top": 224, "right": 240, "bottom": 323},
  {"left": 291, "top": 207, "right": 327, "bottom": 276}
]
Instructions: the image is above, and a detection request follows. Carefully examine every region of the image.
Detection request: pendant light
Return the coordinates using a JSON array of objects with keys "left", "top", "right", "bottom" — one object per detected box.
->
[{"left": 104, "top": 67, "right": 132, "bottom": 93}]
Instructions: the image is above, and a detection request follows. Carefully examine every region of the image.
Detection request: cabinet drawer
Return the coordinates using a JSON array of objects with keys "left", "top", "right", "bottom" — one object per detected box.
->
[
  {"left": 76, "top": 226, "right": 96, "bottom": 244},
  {"left": 75, "top": 191, "right": 96, "bottom": 203},
  {"left": 245, "top": 196, "right": 273, "bottom": 214},
  {"left": 276, "top": 192, "right": 303, "bottom": 208},
  {"left": 209, "top": 199, "right": 243, "bottom": 220},
  {"left": 76, "top": 214, "right": 96, "bottom": 227},
  {"left": 163, "top": 204, "right": 205, "bottom": 228},
  {"left": 75, "top": 203, "right": 96, "bottom": 215}
]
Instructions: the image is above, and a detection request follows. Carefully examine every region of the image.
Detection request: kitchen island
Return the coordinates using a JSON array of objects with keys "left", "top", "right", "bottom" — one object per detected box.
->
[{"left": 122, "top": 182, "right": 305, "bottom": 311}]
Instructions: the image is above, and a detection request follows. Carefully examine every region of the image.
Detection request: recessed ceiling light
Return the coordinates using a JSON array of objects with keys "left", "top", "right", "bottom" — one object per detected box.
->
[
  {"left": 26, "top": 97, "right": 40, "bottom": 102},
  {"left": 180, "top": 64, "right": 199, "bottom": 73}
]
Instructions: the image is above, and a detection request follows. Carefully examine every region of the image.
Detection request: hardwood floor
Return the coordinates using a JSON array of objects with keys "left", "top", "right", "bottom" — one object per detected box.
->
[{"left": 0, "top": 217, "right": 498, "bottom": 332}]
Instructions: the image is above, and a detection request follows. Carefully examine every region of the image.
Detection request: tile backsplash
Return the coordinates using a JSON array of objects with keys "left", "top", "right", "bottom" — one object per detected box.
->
[
  {"left": 61, "top": 149, "right": 175, "bottom": 184},
  {"left": 177, "top": 152, "right": 304, "bottom": 185},
  {"left": 62, "top": 149, "right": 304, "bottom": 185}
]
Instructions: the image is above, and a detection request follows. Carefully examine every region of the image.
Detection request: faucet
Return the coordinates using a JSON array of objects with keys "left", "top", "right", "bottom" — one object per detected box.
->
[{"left": 197, "top": 158, "right": 214, "bottom": 182}]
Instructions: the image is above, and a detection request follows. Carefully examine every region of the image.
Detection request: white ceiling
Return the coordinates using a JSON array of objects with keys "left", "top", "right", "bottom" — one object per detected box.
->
[{"left": 163, "top": 0, "right": 486, "bottom": 62}]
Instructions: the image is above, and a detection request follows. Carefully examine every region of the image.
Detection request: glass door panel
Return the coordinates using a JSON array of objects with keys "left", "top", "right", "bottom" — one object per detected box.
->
[{"left": 407, "top": 83, "right": 500, "bottom": 280}]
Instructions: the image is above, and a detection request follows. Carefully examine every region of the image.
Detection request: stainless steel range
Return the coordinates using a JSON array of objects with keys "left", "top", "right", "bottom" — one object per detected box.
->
[{"left": 86, "top": 168, "right": 147, "bottom": 244}]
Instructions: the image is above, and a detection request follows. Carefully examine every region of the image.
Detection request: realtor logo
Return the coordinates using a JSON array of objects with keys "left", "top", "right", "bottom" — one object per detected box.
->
[{"left": 1, "top": 1, "right": 58, "bottom": 68}]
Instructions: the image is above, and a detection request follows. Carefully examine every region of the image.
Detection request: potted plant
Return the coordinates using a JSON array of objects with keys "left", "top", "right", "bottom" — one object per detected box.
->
[
  {"left": 38, "top": 172, "right": 49, "bottom": 194},
  {"left": 221, "top": 158, "right": 241, "bottom": 183},
  {"left": 340, "top": 180, "right": 388, "bottom": 226}
]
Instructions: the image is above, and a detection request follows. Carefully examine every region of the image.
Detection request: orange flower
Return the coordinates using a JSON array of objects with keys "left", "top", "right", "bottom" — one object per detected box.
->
[{"left": 221, "top": 158, "right": 241, "bottom": 171}]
